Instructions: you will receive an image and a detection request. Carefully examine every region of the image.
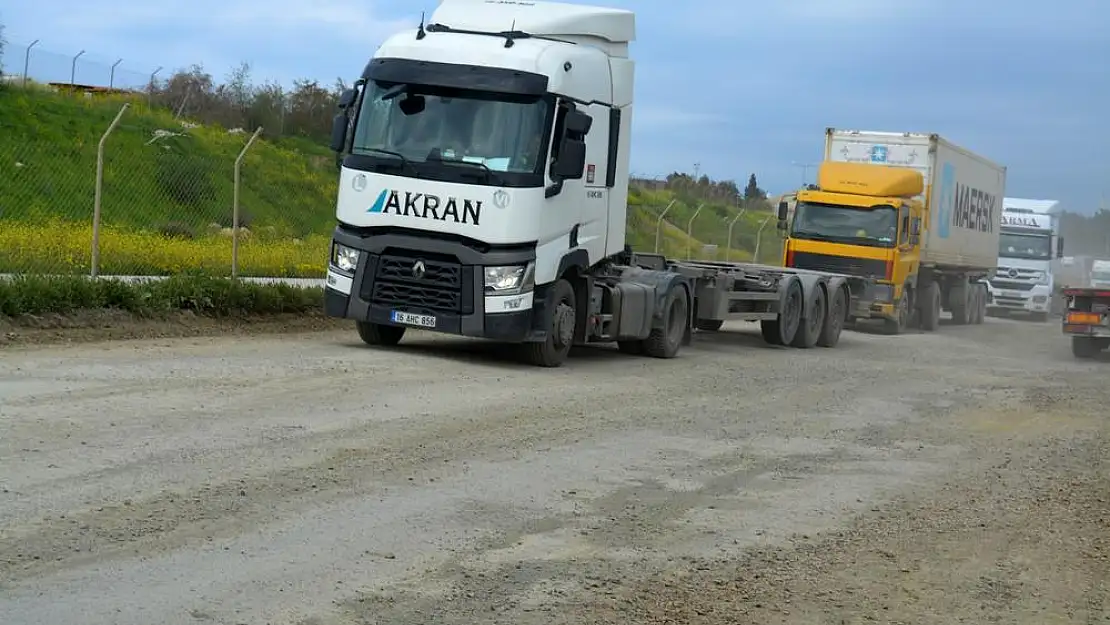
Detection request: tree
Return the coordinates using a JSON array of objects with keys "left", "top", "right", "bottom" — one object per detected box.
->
[{"left": 743, "top": 173, "right": 766, "bottom": 202}]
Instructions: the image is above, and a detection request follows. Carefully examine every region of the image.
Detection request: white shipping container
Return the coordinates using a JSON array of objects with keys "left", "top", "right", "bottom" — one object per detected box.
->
[{"left": 824, "top": 128, "right": 1006, "bottom": 272}]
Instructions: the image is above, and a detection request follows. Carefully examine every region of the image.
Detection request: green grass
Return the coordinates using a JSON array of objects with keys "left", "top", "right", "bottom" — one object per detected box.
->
[
  {"left": 0, "top": 81, "right": 778, "bottom": 267},
  {"left": 0, "top": 82, "right": 338, "bottom": 239},
  {"left": 0, "top": 274, "right": 323, "bottom": 317}
]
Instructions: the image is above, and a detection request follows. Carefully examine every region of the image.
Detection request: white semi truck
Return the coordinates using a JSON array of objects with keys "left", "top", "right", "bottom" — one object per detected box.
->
[
  {"left": 985, "top": 198, "right": 1063, "bottom": 321},
  {"left": 322, "top": 0, "right": 873, "bottom": 367}
]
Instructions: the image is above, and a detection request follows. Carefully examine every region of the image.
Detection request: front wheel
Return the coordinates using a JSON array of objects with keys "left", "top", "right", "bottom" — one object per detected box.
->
[
  {"left": 522, "top": 279, "right": 577, "bottom": 367},
  {"left": 356, "top": 321, "right": 405, "bottom": 346}
]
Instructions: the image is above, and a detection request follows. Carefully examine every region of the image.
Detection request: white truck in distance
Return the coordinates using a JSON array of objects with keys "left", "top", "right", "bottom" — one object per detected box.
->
[
  {"left": 986, "top": 198, "right": 1063, "bottom": 321},
  {"left": 322, "top": 0, "right": 872, "bottom": 367}
]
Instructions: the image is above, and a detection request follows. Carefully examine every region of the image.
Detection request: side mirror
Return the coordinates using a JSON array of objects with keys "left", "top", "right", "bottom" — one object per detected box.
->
[
  {"left": 329, "top": 113, "right": 348, "bottom": 153},
  {"left": 337, "top": 87, "right": 357, "bottom": 109},
  {"left": 777, "top": 201, "right": 789, "bottom": 221},
  {"left": 551, "top": 138, "right": 586, "bottom": 179},
  {"left": 1057, "top": 237, "right": 1065, "bottom": 258},
  {"left": 564, "top": 109, "right": 593, "bottom": 135},
  {"left": 910, "top": 218, "right": 921, "bottom": 235}
]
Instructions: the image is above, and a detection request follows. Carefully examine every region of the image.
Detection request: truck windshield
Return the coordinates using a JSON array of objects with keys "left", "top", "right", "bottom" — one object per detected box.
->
[
  {"left": 792, "top": 201, "right": 898, "bottom": 248},
  {"left": 998, "top": 232, "right": 1051, "bottom": 260},
  {"left": 351, "top": 80, "right": 551, "bottom": 179}
]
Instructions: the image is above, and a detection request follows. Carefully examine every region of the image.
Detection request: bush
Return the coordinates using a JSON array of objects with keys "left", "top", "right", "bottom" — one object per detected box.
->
[{"left": 0, "top": 274, "right": 324, "bottom": 318}]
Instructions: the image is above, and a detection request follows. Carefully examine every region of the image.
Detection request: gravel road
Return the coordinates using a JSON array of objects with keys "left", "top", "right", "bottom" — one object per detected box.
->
[{"left": 1, "top": 317, "right": 1107, "bottom": 624}]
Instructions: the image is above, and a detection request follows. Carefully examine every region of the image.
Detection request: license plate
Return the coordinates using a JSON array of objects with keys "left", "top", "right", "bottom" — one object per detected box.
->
[{"left": 391, "top": 310, "right": 436, "bottom": 328}]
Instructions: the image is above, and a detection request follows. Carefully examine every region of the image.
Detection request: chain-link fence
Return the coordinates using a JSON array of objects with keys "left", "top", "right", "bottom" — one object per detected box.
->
[
  {"left": 0, "top": 82, "right": 336, "bottom": 278},
  {"left": 1, "top": 38, "right": 784, "bottom": 277}
]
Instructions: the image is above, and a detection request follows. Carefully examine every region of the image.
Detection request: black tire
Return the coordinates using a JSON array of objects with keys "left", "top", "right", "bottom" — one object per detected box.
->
[
  {"left": 790, "top": 284, "right": 827, "bottom": 348},
  {"left": 695, "top": 319, "right": 724, "bottom": 332},
  {"left": 919, "top": 281, "right": 941, "bottom": 332},
  {"left": 818, "top": 285, "right": 847, "bottom": 348},
  {"left": 971, "top": 284, "right": 986, "bottom": 324},
  {"left": 949, "top": 281, "right": 970, "bottom": 325},
  {"left": 1072, "top": 336, "right": 1101, "bottom": 359},
  {"left": 761, "top": 278, "right": 803, "bottom": 346},
  {"left": 882, "top": 292, "right": 910, "bottom": 335},
  {"left": 522, "top": 279, "right": 576, "bottom": 367},
  {"left": 356, "top": 321, "right": 405, "bottom": 346},
  {"left": 643, "top": 285, "right": 689, "bottom": 359}
]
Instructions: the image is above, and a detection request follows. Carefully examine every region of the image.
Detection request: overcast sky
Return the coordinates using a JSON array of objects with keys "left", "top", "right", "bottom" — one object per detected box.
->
[{"left": 2, "top": 0, "right": 1107, "bottom": 211}]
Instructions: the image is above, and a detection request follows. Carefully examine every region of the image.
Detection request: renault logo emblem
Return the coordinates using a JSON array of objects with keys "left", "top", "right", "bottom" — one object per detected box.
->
[
  {"left": 412, "top": 260, "right": 426, "bottom": 279},
  {"left": 352, "top": 174, "right": 367, "bottom": 192}
]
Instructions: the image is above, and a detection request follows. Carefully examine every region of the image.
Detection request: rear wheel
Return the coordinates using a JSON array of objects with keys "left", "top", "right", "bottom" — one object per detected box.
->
[
  {"left": 522, "top": 279, "right": 576, "bottom": 367},
  {"left": 790, "top": 285, "right": 827, "bottom": 348},
  {"left": 643, "top": 285, "right": 689, "bottom": 359},
  {"left": 356, "top": 321, "right": 405, "bottom": 346},
  {"left": 971, "top": 284, "right": 987, "bottom": 324},
  {"left": 949, "top": 281, "right": 971, "bottom": 325},
  {"left": 761, "top": 278, "right": 803, "bottom": 346},
  {"left": 1072, "top": 336, "right": 1101, "bottom": 359},
  {"left": 818, "top": 285, "right": 847, "bottom": 348}
]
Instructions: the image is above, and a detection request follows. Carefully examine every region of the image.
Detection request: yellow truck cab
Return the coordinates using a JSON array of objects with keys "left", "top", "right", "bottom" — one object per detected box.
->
[
  {"left": 779, "top": 161, "right": 923, "bottom": 332},
  {"left": 778, "top": 128, "right": 1005, "bottom": 335}
]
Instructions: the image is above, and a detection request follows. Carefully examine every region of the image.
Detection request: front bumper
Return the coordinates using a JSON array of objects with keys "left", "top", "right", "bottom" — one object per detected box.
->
[
  {"left": 985, "top": 283, "right": 1050, "bottom": 313},
  {"left": 324, "top": 227, "right": 543, "bottom": 342}
]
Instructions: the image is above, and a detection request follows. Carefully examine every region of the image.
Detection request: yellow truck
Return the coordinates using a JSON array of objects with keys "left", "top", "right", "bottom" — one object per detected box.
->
[{"left": 777, "top": 129, "right": 1006, "bottom": 334}]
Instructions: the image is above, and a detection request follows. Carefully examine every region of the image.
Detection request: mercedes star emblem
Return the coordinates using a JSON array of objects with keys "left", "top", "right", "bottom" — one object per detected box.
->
[
  {"left": 412, "top": 260, "right": 426, "bottom": 279},
  {"left": 1007, "top": 268, "right": 1019, "bottom": 278}
]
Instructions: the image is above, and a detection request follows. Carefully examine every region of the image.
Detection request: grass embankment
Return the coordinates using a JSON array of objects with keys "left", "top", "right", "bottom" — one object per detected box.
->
[
  {"left": 1, "top": 82, "right": 778, "bottom": 281},
  {"left": 0, "top": 83, "right": 335, "bottom": 277}
]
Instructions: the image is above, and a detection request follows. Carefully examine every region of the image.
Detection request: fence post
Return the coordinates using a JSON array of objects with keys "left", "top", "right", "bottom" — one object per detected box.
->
[
  {"left": 653, "top": 200, "right": 676, "bottom": 253},
  {"left": 22, "top": 40, "right": 39, "bottom": 87},
  {"left": 752, "top": 215, "right": 774, "bottom": 263},
  {"left": 725, "top": 208, "right": 747, "bottom": 262},
  {"left": 232, "top": 127, "right": 264, "bottom": 278},
  {"left": 685, "top": 203, "right": 704, "bottom": 260},
  {"left": 91, "top": 103, "right": 129, "bottom": 278}
]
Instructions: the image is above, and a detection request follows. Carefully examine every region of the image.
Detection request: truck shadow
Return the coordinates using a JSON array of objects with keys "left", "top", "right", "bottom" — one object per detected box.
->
[{"left": 339, "top": 333, "right": 634, "bottom": 371}]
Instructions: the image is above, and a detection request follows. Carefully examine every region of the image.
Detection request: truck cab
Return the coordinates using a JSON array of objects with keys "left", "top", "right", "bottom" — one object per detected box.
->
[
  {"left": 780, "top": 161, "right": 924, "bottom": 333},
  {"left": 1090, "top": 260, "right": 1110, "bottom": 289},
  {"left": 985, "top": 199, "right": 1063, "bottom": 321}
]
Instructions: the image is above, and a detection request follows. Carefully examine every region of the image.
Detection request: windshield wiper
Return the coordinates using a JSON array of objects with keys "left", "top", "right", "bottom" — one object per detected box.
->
[
  {"left": 430, "top": 156, "right": 495, "bottom": 182},
  {"left": 358, "top": 147, "right": 415, "bottom": 173}
]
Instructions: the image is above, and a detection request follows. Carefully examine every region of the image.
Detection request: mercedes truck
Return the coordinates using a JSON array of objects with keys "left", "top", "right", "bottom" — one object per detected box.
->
[
  {"left": 322, "top": 0, "right": 873, "bottom": 367},
  {"left": 985, "top": 198, "right": 1063, "bottom": 321},
  {"left": 778, "top": 129, "right": 1006, "bottom": 334}
]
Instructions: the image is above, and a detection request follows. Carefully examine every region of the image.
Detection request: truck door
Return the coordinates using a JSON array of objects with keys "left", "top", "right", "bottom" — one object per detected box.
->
[{"left": 896, "top": 204, "right": 919, "bottom": 286}]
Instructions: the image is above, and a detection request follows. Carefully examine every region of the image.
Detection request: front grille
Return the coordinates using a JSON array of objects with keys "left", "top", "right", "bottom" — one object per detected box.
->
[
  {"left": 990, "top": 279, "right": 1035, "bottom": 292},
  {"left": 789, "top": 251, "right": 887, "bottom": 279},
  {"left": 377, "top": 255, "right": 461, "bottom": 289},
  {"left": 361, "top": 253, "right": 471, "bottom": 313}
]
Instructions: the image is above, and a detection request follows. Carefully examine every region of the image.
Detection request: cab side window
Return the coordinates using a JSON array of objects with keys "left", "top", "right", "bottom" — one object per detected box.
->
[{"left": 899, "top": 206, "right": 910, "bottom": 245}]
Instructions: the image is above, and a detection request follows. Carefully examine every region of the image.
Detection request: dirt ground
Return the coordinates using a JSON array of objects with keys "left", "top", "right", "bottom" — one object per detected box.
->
[{"left": 0, "top": 314, "right": 1106, "bottom": 624}]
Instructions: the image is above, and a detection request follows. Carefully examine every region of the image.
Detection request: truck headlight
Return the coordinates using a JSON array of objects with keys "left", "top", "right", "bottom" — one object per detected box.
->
[
  {"left": 1034, "top": 271, "right": 1050, "bottom": 285},
  {"left": 331, "top": 243, "right": 359, "bottom": 273},
  {"left": 871, "top": 284, "right": 893, "bottom": 302},
  {"left": 484, "top": 263, "right": 534, "bottom": 295}
]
